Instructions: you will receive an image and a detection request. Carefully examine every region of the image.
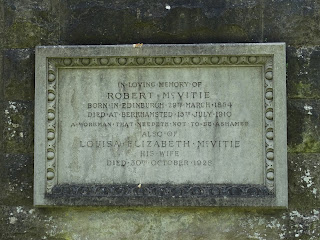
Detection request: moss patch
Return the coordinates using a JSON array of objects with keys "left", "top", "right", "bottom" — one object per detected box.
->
[{"left": 4, "top": 21, "right": 46, "bottom": 48}]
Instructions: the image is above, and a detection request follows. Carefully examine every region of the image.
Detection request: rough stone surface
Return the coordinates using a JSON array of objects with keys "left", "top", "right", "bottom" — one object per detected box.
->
[
  {"left": 3, "top": 49, "right": 35, "bottom": 101},
  {"left": 0, "top": 154, "right": 33, "bottom": 206},
  {"left": 49, "top": 208, "right": 290, "bottom": 240},
  {"left": 0, "top": 51, "right": 4, "bottom": 154},
  {"left": 287, "top": 99, "right": 320, "bottom": 153},
  {"left": 0, "top": 205, "right": 63, "bottom": 240},
  {"left": 3, "top": 0, "right": 59, "bottom": 48},
  {"left": 288, "top": 153, "right": 320, "bottom": 210},
  {"left": 264, "top": 0, "right": 320, "bottom": 45},
  {"left": 3, "top": 100, "right": 34, "bottom": 154},
  {"left": 0, "top": 2, "right": 4, "bottom": 49},
  {"left": 0, "top": 50, "right": 3, "bottom": 100},
  {"left": 1, "top": 0, "right": 320, "bottom": 238},
  {"left": 287, "top": 46, "right": 320, "bottom": 99},
  {"left": 59, "top": 0, "right": 263, "bottom": 45},
  {"left": 287, "top": 153, "right": 320, "bottom": 239}
]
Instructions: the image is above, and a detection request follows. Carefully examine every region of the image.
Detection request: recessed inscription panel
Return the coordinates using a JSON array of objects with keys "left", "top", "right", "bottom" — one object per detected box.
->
[
  {"left": 35, "top": 44, "right": 287, "bottom": 207},
  {"left": 57, "top": 67, "right": 263, "bottom": 185}
]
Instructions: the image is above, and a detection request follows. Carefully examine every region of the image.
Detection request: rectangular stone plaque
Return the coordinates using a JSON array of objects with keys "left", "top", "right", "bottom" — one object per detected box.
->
[{"left": 34, "top": 43, "right": 287, "bottom": 207}]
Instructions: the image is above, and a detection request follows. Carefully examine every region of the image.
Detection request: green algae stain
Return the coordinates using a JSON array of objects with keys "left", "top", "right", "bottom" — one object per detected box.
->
[
  {"left": 52, "top": 233, "right": 73, "bottom": 240},
  {"left": 291, "top": 82, "right": 313, "bottom": 99},
  {"left": 5, "top": 21, "right": 46, "bottom": 48},
  {"left": 289, "top": 133, "right": 320, "bottom": 153}
]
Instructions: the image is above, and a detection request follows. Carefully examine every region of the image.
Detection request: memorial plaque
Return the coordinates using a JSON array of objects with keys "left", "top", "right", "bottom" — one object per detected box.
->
[{"left": 34, "top": 44, "right": 287, "bottom": 207}]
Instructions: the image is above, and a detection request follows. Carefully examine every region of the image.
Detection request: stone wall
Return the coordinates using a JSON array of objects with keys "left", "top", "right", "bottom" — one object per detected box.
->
[{"left": 0, "top": 0, "right": 320, "bottom": 239}]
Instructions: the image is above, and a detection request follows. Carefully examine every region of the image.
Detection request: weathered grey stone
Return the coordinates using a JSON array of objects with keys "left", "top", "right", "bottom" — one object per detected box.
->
[
  {"left": 57, "top": 67, "right": 263, "bottom": 185},
  {"left": 0, "top": 205, "right": 61, "bottom": 240},
  {"left": 288, "top": 153, "right": 320, "bottom": 209},
  {"left": 0, "top": 153, "right": 33, "bottom": 206},
  {"left": 2, "top": 0, "right": 320, "bottom": 238},
  {"left": 0, "top": 205, "right": 290, "bottom": 240},
  {"left": 0, "top": 50, "right": 3, "bottom": 99},
  {"left": 59, "top": 0, "right": 263, "bottom": 45},
  {"left": 286, "top": 209, "right": 320, "bottom": 240},
  {"left": 0, "top": 101, "right": 3, "bottom": 154},
  {"left": 264, "top": 0, "right": 320, "bottom": 46},
  {"left": 35, "top": 43, "right": 287, "bottom": 207},
  {"left": 3, "top": 0, "right": 59, "bottom": 48},
  {"left": 287, "top": 154, "right": 320, "bottom": 239},
  {"left": 3, "top": 100, "right": 34, "bottom": 154},
  {"left": 287, "top": 46, "right": 320, "bottom": 99},
  {"left": 0, "top": 1, "right": 4, "bottom": 49},
  {"left": 0, "top": 51, "right": 4, "bottom": 154},
  {"left": 49, "top": 207, "right": 289, "bottom": 240},
  {"left": 3, "top": 49, "right": 35, "bottom": 101},
  {"left": 287, "top": 99, "right": 320, "bottom": 153}
]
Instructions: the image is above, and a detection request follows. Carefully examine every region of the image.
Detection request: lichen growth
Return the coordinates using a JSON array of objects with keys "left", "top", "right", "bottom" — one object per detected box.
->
[
  {"left": 291, "top": 82, "right": 314, "bottom": 99},
  {"left": 5, "top": 21, "right": 46, "bottom": 48},
  {"left": 289, "top": 133, "right": 320, "bottom": 153}
]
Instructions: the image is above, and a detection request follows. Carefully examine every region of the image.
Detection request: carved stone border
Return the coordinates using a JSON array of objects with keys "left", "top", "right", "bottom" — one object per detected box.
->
[
  {"left": 45, "top": 55, "right": 274, "bottom": 197},
  {"left": 49, "top": 184, "right": 272, "bottom": 198}
]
